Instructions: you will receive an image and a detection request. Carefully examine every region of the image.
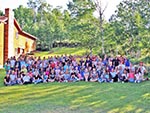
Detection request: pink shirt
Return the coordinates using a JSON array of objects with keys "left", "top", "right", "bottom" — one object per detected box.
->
[
  {"left": 28, "top": 72, "right": 33, "bottom": 77},
  {"left": 45, "top": 71, "right": 50, "bottom": 75},
  {"left": 128, "top": 73, "right": 134, "bottom": 79}
]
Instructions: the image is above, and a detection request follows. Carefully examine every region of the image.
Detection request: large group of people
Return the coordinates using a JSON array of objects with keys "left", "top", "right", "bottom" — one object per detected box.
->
[{"left": 3, "top": 54, "right": 149, "bottom": 86}]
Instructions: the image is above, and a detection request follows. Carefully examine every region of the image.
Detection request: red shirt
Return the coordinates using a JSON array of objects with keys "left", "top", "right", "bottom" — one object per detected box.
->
[{"left": 51, "top": 63, "right": 55, "bottom": 68}]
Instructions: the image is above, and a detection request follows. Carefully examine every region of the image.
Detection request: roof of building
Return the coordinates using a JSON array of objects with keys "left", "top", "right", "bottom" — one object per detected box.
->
[
  {"left": 0, "top": 16, "right": 8, "bottom": 24},
  {"left": 14, "top": 19, "right": 37, "bottom": 40}
]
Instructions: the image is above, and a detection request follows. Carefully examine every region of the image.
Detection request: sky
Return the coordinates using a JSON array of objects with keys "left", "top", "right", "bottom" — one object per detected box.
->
[{"left": 0, "top": 0, "right": 123, "bottom": 20}]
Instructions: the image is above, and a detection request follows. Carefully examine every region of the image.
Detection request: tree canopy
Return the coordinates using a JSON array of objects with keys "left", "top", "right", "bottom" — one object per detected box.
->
[{"left": 12, "top": 0, "right": 150, "bottom": 62}]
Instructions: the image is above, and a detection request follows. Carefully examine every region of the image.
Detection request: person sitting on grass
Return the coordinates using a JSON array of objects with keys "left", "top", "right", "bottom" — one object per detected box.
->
[
  {"left": 98, "top": 69, "right": 111, "bottom": 83},
  {"left": 63, "top": 69, "right": 70, "bottom": 82},
  {"left": 83, "top": 68, "right": 90, "bottom": 82},
  {"left": 4, "top": 74, "right": 11, "bottom": 86},
  {"left": 138, "top": 61, "right": 148, "bottom": 81},
  {"left": 33, "top": 73, "right": 43, "bottom": 84},
  {"left": 42, "top": 72, "right": 48, "bottom": 83},
  {"left": 90, "top": 68, "right": 98, "bottom": 82},
  {"left": 48, "top": 69, "right": 55, "bottom": 82},
  {"left": 110, "top": 68, "right": 118, "bottom": 82},
  {"left": 22, "top": 73, "right": 31, "bottom": 85},
  {"left": 70, "top": 72, "right": 79, "bottom": 82},
  {"left": 127, "top": 69, "right": 135, "bottom": 83},
  {"left": 9, "top": 70, "right": 17, "bottom": 85},
  {"left": 104, "top": 69, "right": 112, "bottom": 83},
  {"left": 17, "top": 72, "right": 23, "bottom": 85},
  {"left": 120, "top": 69, "right": 128, "bottom": 83},
  {"left": 57, "top": 71, "right": 64, "bottom": 82},
  {"left": 135, "top": 68, "right": 143, "bottom": 83},
  {"left": 27, "top": 70, "right": 34, "bottom": 82},
  {"left": 117, "top": 62, "right": 125, "bottom": 81},
  {"left": 138, "top": 62, "right": 147, "bottom": 75}
]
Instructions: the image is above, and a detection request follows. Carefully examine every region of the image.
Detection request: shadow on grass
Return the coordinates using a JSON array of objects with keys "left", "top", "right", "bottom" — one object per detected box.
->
[{"left": 0, "top": 78, "right": 150, "bottom": 113}]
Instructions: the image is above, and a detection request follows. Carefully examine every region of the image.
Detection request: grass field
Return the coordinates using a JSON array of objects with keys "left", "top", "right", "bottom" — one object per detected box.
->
[
  {"left": 0, "top": 48, "right": 150, "bottom": 113},
  {"left": 34, "top": 47, "right": 87, "bottom": 58},
  {"left": 0, "top": 69, "right": 150, "bottom": 113}
]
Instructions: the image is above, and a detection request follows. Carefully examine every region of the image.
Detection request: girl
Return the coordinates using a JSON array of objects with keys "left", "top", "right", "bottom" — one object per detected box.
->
[
  {"left": 17, "top": 73, "right": 23, "bottom": 85},
  {"left": 4, "top": 59, "right": 11, "bottom": 74},
  {"left": 110, "top": 68, "right": 118, "bottom": 82},
  {"left": 48, "top": 69, "right": 55, "bottom": 82},
  {"left": 135, "top": 69, "right": 143, "bottom": 83},
  {"left": 84, "top": 68, "right": 90, "bottom": 82},
  {"left": 74, "top": 66, "right": 83, "bottom": 80},
  {"left": 42, "top": 72, "right": 48, "bottom": 83},
  {"left": 98, "top": 69, "right": 111, "bottom": 83},
  {"left": 33, "top": 72, "right": 43, "bottom": 84},
  {"left": 128, "top": 69, "right": 135, "bottom": 83},
  {"left": 9, "top": 70, "right": 17, "bottom": 85},
  {"left": 70, "top": 72, "right": 79, "bottom": 82},
  {"left": 90, "top": 68, "right": 98, "bottom": 82},
  {"left": 104, "top": 70, "right": 112, "bottom": 82},
  {"left": 58, "top": 71, "right": 64, "bottom": 82},
  {"left": 120, "top": 69, "right": 128, "bottom": 83},
  {"left": 63, "top": 69, "right": 70, "bottom": 82},
  {"left": 55, "top": 65, "right": 61, "bottom": 77},
  {"left": 4, "top": 74, "right": 11, "bottom": 86}
]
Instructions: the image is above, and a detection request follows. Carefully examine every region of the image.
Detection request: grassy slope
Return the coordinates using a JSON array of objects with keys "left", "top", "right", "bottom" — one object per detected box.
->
[
  {"left": 0, "top": 69, "right": 150, "bottom": 113},
  {"left": 0, "top": 48, "right": 150, "bottom": 113},
  {"left": 34, "top": 47, "right": 87, "bottom": 58}
]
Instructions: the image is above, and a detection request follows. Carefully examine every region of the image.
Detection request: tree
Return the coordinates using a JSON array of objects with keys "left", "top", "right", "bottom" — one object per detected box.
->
[
  {"left": 27, "top": 0, "right": 47, "bottom": 23},
  {"left": 13, "top": 0, "right": 150, "bottom": 62},
  {"left": 14, "top": 5, "right": 34, "bottom": 31},
  {"left": 109, "top": 0, "right": 150, "bottom": 57},
  {"left": 67, "top": 0, "right": 100, "bottom": 53},
  {"left": 93, "top": 0, "right": 108, "bottom": 54}
]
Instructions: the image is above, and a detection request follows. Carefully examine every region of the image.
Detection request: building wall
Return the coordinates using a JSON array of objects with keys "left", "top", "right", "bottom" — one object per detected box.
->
[
  {"left": 13, "top": 27, "right": 36, "bottom": 57},
  {"left": 0, "top": 23, "right": 4, "bottom": 68},
  {"left": 18, "top": 34, "right": 36, "bottom": 52},
  {"left": 13, "top": 27, "right": 19, "bottom": 49}
]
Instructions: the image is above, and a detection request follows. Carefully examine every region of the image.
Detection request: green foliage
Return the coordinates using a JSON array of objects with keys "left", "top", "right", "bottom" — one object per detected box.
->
[
  {"left": 14, "top": 5, "right": 34, "bottom": 32},
  {"left": 67, "top": 0, "right": 100, "bottom": 52},
  {"left": 109, "top": 0, "right": 150, "bottom": 55},
  {"left": 13, "top": 0, "right": 150, "bottom": 62}
]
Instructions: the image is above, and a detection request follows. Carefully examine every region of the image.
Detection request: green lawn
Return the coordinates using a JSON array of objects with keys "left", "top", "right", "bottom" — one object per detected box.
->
[
  {"left": 0, "top": 48, "right": 150, "bottom": 113},
  {"left": 34, "top": 47, "right": 102, "bottom": 57},
  {"left": 34, "top": 47, "right": 87, "bottom": 58},
  {"left": 0, "top": 69, "right": 150, "bottom": 113}
]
